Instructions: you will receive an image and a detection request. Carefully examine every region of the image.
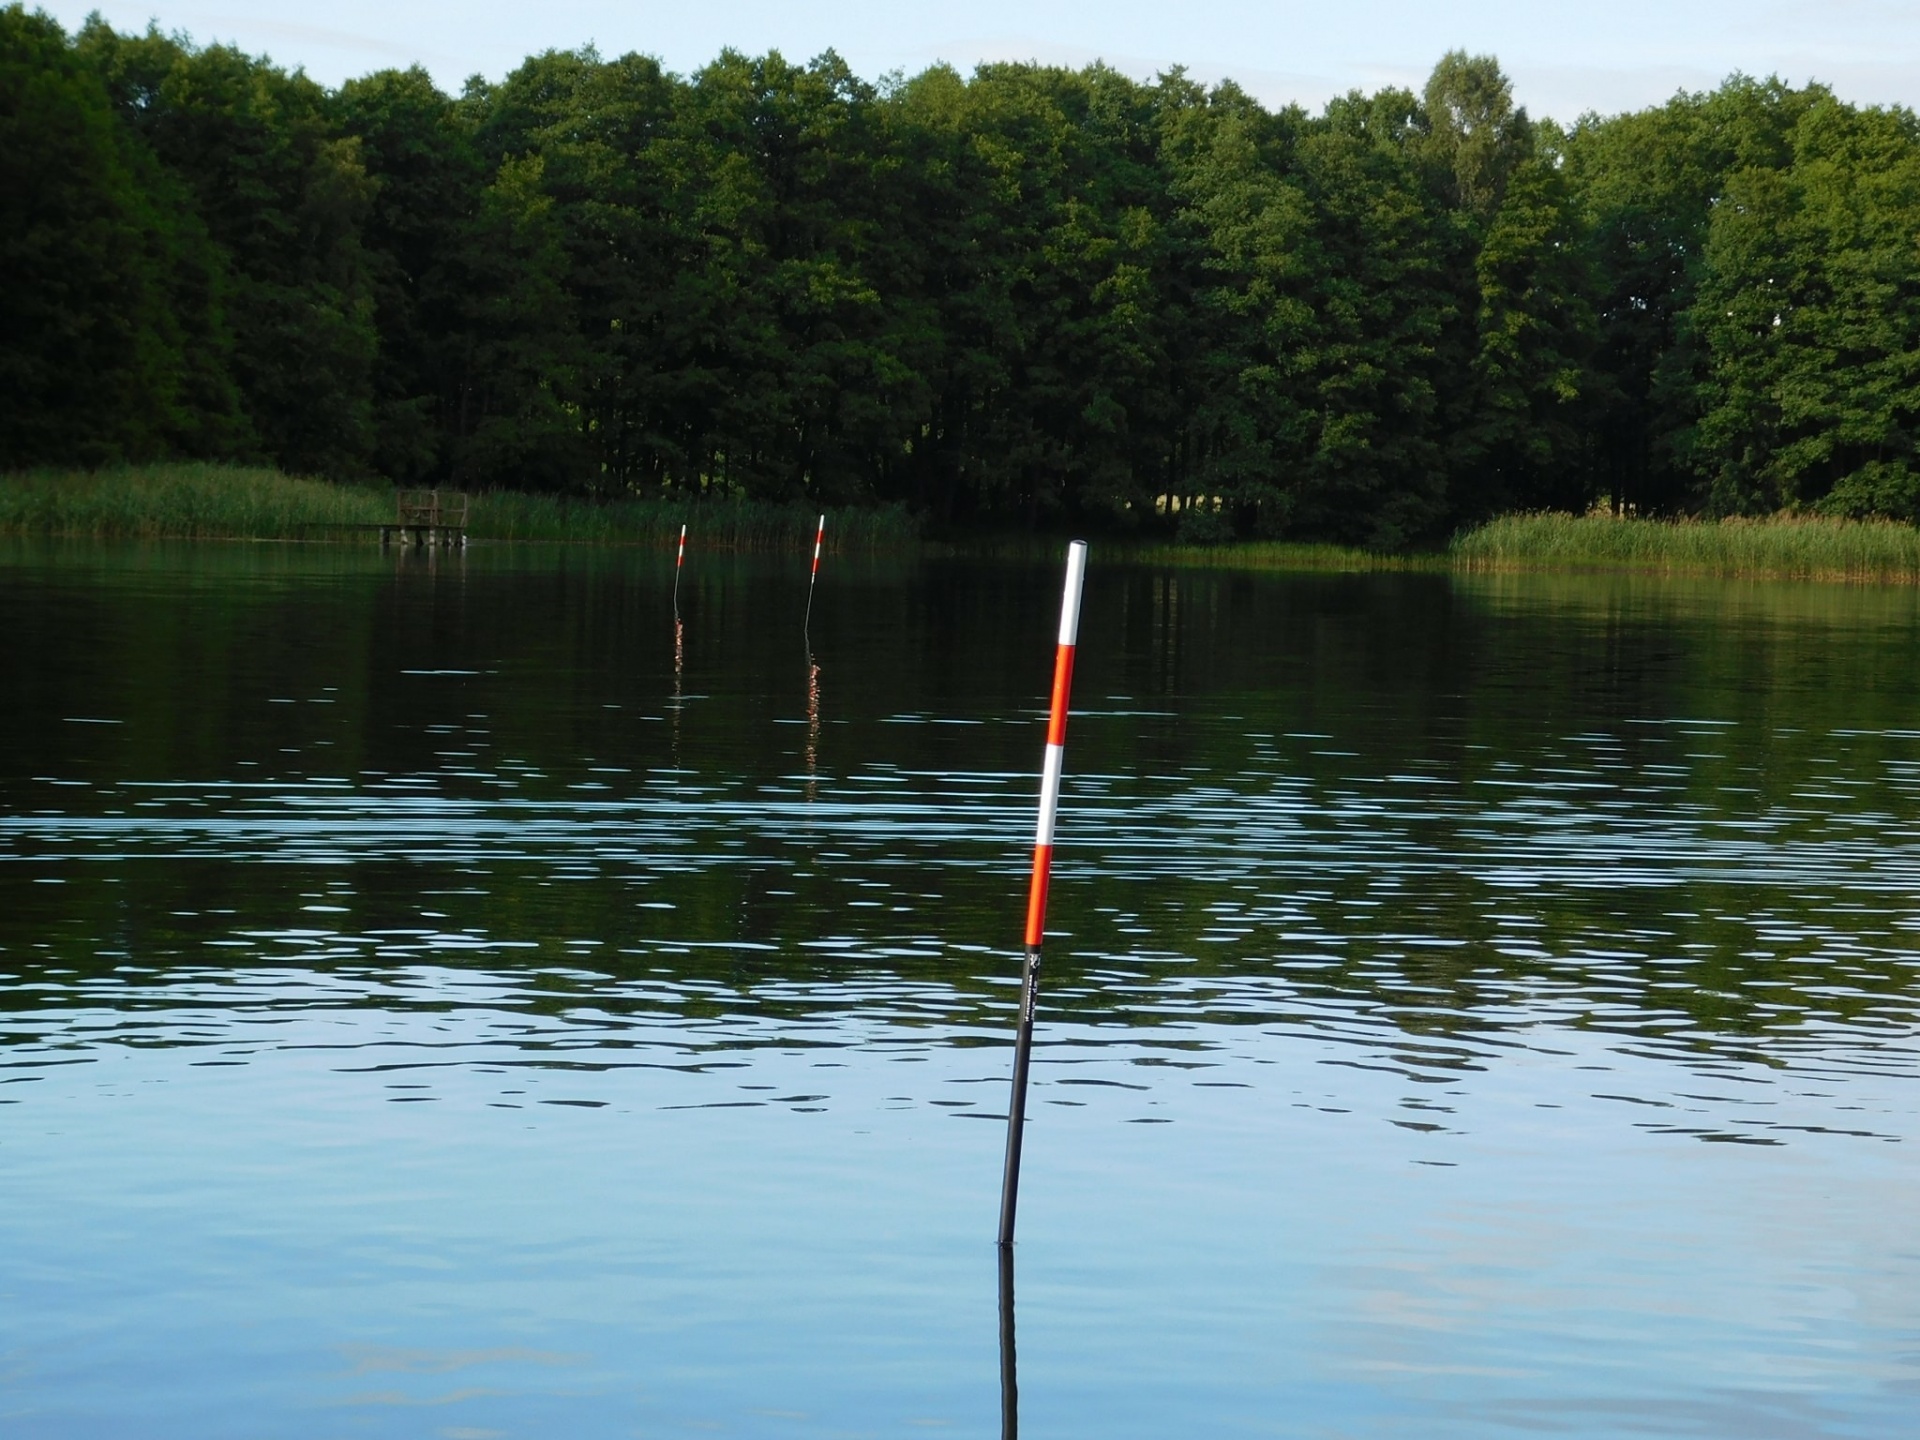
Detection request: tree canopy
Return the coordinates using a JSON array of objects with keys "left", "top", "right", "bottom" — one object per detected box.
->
[{"left": 9, "top": 10, "right": 1920, "bottom": 541}]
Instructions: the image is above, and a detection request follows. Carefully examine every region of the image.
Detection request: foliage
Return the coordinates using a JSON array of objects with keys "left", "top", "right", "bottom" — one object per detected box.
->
[
  {"left": 10, "top": 11, "right": 1920, "bottom": 544},
  {"left": 1686, "top": 94, "right": 1920, "bottom": 515},
  {"left": 0, "top": 8, "right": 236, "bottom": 465},
  {"left": 75, "top": 18, "right": 380, "bottom": 476}
]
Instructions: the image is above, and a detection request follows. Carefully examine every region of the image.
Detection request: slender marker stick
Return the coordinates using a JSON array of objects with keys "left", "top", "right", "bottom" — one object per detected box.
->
[
  {"left": 998, "top": 540, "right": 1087, "bottom": 1247},
  {"left": 673, "top": 523, "right": 687, "bottom": 621},
  {"left": 803, "top": 514, "right": 825, "bottom": 642}
]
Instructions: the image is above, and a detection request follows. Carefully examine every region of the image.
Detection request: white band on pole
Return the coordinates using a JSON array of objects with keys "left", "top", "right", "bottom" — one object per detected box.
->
[
  {"left": 1057, "top": 541, "right": 1087, "bottom": 645},
  {"left": 1033, "top": 743, "right": 1065, "bottom": 847}
]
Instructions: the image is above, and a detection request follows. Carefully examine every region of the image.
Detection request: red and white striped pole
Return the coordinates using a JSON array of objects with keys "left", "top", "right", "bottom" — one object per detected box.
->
[
  {"left": 803, "top": 513, "right": 825, "bottom": 643},
  {"left": 998, "top": 539, "right": 1088, "bottom": 1247},
  {"left": 673, "top": 522, "right": 687, "bottom": 620}
]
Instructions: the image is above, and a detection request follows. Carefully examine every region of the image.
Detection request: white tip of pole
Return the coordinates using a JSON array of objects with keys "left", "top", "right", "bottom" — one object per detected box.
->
[{"left": 1058, "top": 540, "right": 1088, "bottom": 646}]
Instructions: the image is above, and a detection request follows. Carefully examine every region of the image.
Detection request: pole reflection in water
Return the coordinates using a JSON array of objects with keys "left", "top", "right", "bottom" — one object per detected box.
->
[
  {"left": 805, "top": 652, "right": 821, "bottom": 801},
  {"left": 671, "top": 617, "right": 685, "bottom": 766},
  {"left": 998, "top": 1244, "right": 1019, "bottom": 1440}
]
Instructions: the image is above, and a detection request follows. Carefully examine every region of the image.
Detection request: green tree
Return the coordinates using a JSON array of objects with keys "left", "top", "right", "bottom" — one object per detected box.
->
[
  {"left": 1687, "top": 91, "right": 1920, "bottom": 514},
  {"left": 1422, "top": 50, "right": 1532, "bottom": 220},
  {"left": 79, "top": 21, "right": 378, "bottom": 477},
  {"left": 1454, "top": 128, "right": 1597, "bottom": 518},
  {"left": 1565, "top": 78, "right": 1814, "bottom": 514},
  {"left": 335, "top": 65, "right": 484, "bottom": 484},
  {"left": 0, "top": 7, "right": 236, "bottom": 466}
]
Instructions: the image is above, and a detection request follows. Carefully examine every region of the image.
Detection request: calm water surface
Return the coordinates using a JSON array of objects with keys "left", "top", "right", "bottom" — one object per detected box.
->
[{"left": 2, "top": 541, "right": 1917, "bottom": 1438}]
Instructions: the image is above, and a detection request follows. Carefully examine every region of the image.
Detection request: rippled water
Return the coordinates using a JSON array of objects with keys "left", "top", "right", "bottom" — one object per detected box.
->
[{"left": 2, "top": 541, "right": 1918, "bottom": 1437}]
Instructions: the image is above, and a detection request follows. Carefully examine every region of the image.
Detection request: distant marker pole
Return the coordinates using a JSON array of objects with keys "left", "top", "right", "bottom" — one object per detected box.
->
[
  {"left": 998, "top": 539, "right": 1088, "bottom": 1248},
  {"left": 673, "top": 523, "right": 687, "bottom": 621},
  {"left": 803, "top": 513, "right": 825, "bottom": 643}
]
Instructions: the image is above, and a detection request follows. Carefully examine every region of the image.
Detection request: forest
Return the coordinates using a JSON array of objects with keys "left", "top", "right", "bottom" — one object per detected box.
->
[{"left": 7, "top": 6, "right": 1920, "bottom": 547}]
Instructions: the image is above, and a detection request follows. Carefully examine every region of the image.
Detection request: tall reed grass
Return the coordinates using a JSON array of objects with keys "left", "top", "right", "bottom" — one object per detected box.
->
[
  {"left": 0, "top": 465, "right": 919, "bottom": 550},
  {"left": 1451, "top": 512, "right": 1920, "bottom": 583},
  {"left": 0, "top": 464, "right": 388, "bottom": 538}
]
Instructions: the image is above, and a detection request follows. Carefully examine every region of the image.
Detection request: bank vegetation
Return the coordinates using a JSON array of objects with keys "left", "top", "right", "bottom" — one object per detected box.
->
[
  {"left": 0, "top": 464, "right": 918, "bottom": 548},
  {"left": 12, "top": 9, "right": 1920, "bottom": 548},
  {"left": 11, "top": 465, "right": 1920, "bottom": 582}
]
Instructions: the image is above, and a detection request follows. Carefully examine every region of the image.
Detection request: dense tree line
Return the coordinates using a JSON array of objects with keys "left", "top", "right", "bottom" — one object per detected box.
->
[{"left": 8, "top": 7, "right": 1920, "bottom": 544}]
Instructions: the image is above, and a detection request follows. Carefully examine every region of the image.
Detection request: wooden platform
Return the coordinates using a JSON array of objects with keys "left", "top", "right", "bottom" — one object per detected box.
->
[
  {"left": 303, "top": 491, "right": 472, "bottom": 545},
  {"left": 387, "top": 490, "right": 469, "bottom": 545}
]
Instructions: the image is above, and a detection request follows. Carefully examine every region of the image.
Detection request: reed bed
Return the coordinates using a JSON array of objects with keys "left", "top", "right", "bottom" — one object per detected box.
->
[
  {"left": 0, "top": 465, "right": 388, "bottom": 538},
  {"left": 1451, "top": 512, "right": 1920, "bottom": 583},
  {"left": 0, "top": 466, "right": 919, "bottom": 550}
]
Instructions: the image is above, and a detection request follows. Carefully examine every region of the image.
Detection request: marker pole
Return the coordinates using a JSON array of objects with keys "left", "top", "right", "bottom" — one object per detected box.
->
[
  {"left": 998, "top": 540, "right": 1088, "bottom": 1248},
  {"left": 803, "top": 514, "right": 825, "bottom": 643},
  {"left": 673, "top": 523, "right": 687, "bottom": 621}
]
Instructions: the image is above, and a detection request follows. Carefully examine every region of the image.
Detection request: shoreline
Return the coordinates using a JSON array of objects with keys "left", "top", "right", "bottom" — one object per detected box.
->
[{"left": 8, "top": 467, "right": 1920, "bottom": 584}]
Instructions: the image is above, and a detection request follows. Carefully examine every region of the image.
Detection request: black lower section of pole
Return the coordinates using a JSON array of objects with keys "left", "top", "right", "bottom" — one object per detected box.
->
[
  {"left": 997, "top": 1240, "right": 1018, "bottom": 1440},
  {"left": 997, "top": 944, "right": 1042, "bottom": 1246}
]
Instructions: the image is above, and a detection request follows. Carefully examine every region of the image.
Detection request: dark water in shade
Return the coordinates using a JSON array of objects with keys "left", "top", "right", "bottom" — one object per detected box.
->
[{"left": 2, "top": 541, "right": 1918, "bottom": 1439}]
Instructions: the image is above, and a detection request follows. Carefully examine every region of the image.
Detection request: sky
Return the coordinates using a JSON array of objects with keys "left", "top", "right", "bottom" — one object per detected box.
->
[{"left": 40, "top": 0, "right": 1920, "bottom": 121}]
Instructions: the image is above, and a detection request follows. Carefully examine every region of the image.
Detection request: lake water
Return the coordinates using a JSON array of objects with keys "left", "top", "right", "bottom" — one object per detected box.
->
[{"left": 2, "top": 540, "right": 1917, "bottom": 1438}]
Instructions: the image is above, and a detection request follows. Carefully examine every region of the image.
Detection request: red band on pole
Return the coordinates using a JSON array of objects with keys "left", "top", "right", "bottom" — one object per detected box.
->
[
  {"left": 811, "top": 515, "right": 825, "bottom": 577},
  {"left": 677, "top": 524, "right": 686, "bottom": 568},
  {"left": 1044, "top": 646, "right": 1074, "bottom": 748},
  {"left": 1019, "top": 542, "right": 1086, "bottom": 951},
  {"left": 1023, "top": 845, "right": 1054, "bottom": 949}
]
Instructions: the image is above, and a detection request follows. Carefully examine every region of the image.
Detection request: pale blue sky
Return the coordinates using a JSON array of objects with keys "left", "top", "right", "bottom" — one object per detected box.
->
[{"left": 42, "top": 0, "right": 1920, "bottom": 120}]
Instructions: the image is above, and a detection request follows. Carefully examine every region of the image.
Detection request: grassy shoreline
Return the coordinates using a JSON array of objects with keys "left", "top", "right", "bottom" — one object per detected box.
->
[
  {"left": 10, "top": 467, "right": 1920, "bottom": 583},
  {"left": 1450, "top": 512, "right": 1920, "bottom": 584},
  {"left": 0, "top": 464, "right": 391, "bottom": 540},
  {"left": 0, "top": 465, "right": 918, "bottom": 550},
  {"left": 946, "top": 514, "right": 1920, "bottom": 583}
]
